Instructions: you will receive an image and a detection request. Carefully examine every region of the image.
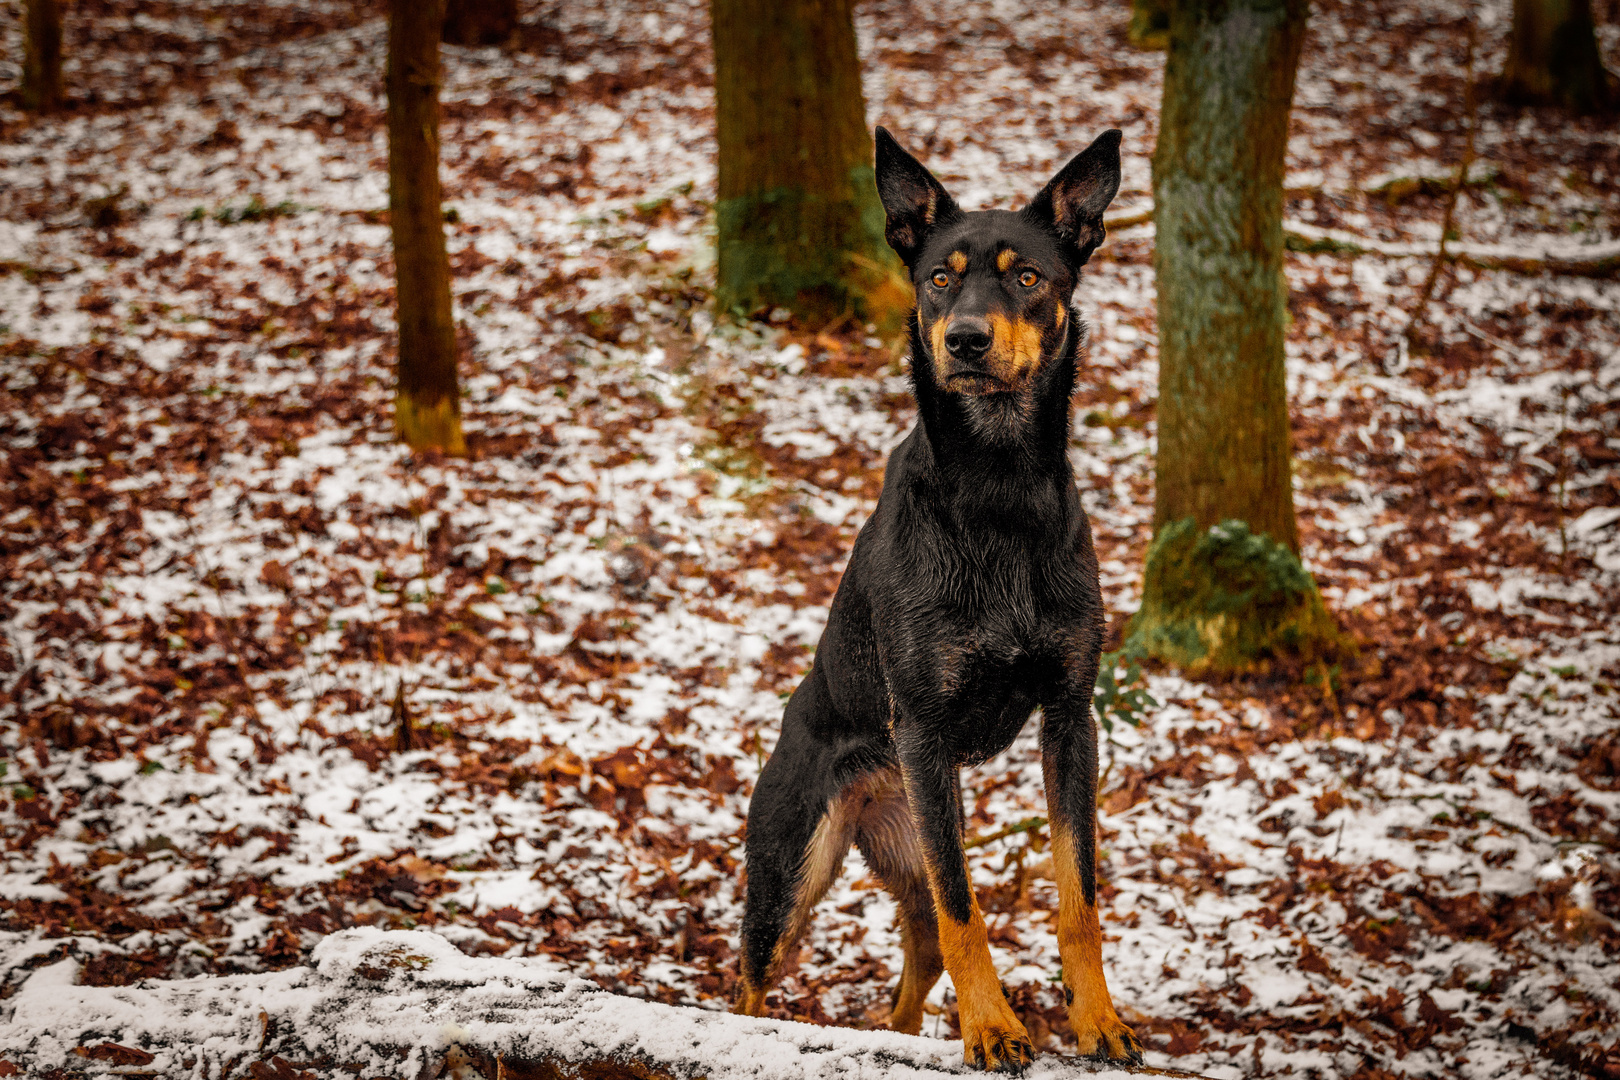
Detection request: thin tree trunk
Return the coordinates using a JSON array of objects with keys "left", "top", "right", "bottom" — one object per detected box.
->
[
  {"left": 1500, "top": 0, "right": 1615, "bottom": 113},
  {"left": 442, "top": 0, "right": 518, "bottom": 47},
  {"left": 710, "top": 0, "right": 908, "bottom": 328},
  {"left": 388, "top": 0, "right": 465, "bottom": 456},
  {"left": 22, "top": 0, "right": 63, "bottom": 114},
  {"left": 1129, "top": 0, "right": 1341, "bottom": 674}
]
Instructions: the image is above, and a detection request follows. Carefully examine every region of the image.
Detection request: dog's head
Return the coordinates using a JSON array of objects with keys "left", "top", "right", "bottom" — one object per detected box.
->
[{"left": 875, "top": 128, "right": 1121, "bottom": 414}]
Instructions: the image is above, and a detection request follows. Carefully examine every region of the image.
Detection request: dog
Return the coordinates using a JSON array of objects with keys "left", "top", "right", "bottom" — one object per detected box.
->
[{"left": 734, "top": 126, "right": 1139, "bottom": 1072}]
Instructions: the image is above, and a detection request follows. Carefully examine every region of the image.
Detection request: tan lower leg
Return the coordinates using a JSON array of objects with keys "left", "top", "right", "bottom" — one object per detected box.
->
[
  {"left": 1051, "top": 826, "right": 1135, "bottom": 1058},
  {"left": 887, "top": 921, "right": 942, "bottom": 1034}
]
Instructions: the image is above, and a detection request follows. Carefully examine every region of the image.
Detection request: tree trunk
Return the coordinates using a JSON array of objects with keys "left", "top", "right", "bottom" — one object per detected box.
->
[
  {"left": 1128, "top": 0, "right": 1342, "bottom": 675},
  {"left": 1500, "top": 0, "right": 1615, "bottom": 114},
  {"left": 388, "top": 0, "right": 466, "bottom": 456},
  {"left": 710, "top": 0, "right": 909, "bottom": 329},
  {"left": 442, "top": 0, "right": 518, "bottom": 47},
  {"left": 22, "top": 0, "right": 63, "bottom": 114}
]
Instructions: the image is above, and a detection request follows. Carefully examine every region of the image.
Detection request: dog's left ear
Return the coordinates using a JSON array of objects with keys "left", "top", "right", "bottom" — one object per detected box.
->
[{"left": 1023, "top": 129, "right": 1123, "bottom": 268}]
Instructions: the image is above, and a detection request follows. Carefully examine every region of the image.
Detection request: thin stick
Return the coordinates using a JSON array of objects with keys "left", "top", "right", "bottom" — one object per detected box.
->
[
  {"left": 1406, "top": 15, "right": 1476, "bottom": 342},
  {"left": 963, "top": 815, "right": 1047, "bottom": 850}
]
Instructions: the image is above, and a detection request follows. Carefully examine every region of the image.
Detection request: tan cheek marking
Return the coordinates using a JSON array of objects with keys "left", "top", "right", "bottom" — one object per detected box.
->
[
  {"left": 985, "top": 314, "right": 1043, "bottom": 381},
  {"left": 948, "top": 251, "right": 967, "bottom": 274},
  {"left": 1055, "top": 305, "right": 1067, "bottom": 327},
  {"left": 929, "top": 317, "right": 950, "bottom": 364},
  {"left": 1011, "top": 319, "right": 1042, "bottom": 377},
  {"left": 985, "top": 314, "right": 1014, "bottom": 380},
  {"left": 996, "top": 249, "right": 1017, "bottom": 273}
]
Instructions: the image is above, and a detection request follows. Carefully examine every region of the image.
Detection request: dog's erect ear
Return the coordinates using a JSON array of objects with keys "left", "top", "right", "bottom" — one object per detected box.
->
[
  {"left": 875, "top": 127, "right": 961, "bottom": 269},
  {"left": 1023, "top": 129, "right": 1123, "bottom": 268}
]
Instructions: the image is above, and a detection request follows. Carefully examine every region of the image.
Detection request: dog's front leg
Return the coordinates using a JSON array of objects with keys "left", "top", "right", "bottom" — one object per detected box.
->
[
  {"left": 1039, "top": 690, "right": 1143, "bottom": 1062},
  {"left": 896, "top": 731, "right": 1034, "bottom": 1073}
]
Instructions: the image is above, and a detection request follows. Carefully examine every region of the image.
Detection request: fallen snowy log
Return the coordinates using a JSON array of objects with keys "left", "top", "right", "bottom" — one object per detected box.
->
[{"left": 0, "top": 928, "right": 1199, "bottom": 1080}]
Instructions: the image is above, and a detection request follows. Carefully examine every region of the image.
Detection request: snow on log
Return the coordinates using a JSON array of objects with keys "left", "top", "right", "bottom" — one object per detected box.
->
[{"left": 0, "top": 928, "right": 1203, "bottom": 1080}]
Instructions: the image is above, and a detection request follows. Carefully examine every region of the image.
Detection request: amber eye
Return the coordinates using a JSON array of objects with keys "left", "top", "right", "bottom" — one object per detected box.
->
[
  {"left": 1018, "top": 269, "right": 1040, "bottom": 288},
  {"left": 931, "top": 271, "right": 950, "bottom": 289}
]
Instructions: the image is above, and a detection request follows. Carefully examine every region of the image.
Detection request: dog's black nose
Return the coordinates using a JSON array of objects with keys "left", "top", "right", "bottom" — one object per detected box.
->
[{"left": 944, "top": 319, "right": 992, "bottom": 360}]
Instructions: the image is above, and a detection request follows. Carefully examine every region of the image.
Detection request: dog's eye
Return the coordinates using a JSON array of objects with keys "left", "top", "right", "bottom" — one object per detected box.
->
[
  {"left": 931, "top": 271, "right": 950, "bottom": 289},
  {"left": 1018, "top": 270, "right": 1040, "bottom": 288}
]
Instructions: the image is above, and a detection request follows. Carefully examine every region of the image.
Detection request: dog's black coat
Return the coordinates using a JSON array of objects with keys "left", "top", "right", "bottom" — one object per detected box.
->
[{"left": 737, "top": 127, "right": 1134, "bottom": 1068}]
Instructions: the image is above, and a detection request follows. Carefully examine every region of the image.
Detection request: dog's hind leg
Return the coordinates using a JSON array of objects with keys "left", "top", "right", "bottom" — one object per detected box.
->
[
  {"left": 736, "top": 711, "right": 859, "bottom": 1016},
  {"left": 1039, "top": 687, "right": 1143, "bottom": 1063},
  {"left": 852, "top": 768, "right": 943, "bottom": 1034}
]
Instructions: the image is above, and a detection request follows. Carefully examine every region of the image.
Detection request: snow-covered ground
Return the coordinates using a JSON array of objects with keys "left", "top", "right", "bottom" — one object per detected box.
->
[{"left": 0, "top": 1, "right": 1616, "bottom": 1078}]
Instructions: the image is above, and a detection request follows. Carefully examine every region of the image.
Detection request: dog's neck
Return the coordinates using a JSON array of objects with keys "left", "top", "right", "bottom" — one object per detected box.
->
[{"left": 907, "top": 309, "right": 1081, "bottom": 510}]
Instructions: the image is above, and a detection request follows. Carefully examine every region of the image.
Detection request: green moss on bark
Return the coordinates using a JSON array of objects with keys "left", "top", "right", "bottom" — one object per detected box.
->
[
  {"left": 1129, "top": 0, "right": 1170, "bottom": 50},
  {"left": 710, "top": 0, "right": 910, "bottom": 331},
  {"left": 714, "top": 164, "right": 907, "bottom": 327},
  {"left": 1126, "top": 519, "right": 1346, "bottom": 675}
]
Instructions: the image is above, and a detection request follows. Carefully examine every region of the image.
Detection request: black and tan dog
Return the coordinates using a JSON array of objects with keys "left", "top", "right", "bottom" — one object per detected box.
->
[{"left": 734, "top": 128, "right": 1139, "bottom": 1071}]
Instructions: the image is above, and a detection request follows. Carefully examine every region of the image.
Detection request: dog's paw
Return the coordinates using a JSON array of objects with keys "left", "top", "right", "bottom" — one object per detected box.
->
[
  {"left": 1069, "top": 1005, "right": 1143, "bottom": 1064},
  {"left": 961, "top": 1014, "right": 1035, "bottom": 1073}
]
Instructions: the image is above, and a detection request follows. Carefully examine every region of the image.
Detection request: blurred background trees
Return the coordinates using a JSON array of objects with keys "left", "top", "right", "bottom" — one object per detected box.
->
[
  {"left": 388, "top": 0, "right": 465, "bottom": 456},
  {"left": 709, "top": 0, "right": 910, "bottom": 331},
  {"left": 21, "top": 0, "right": 62, "bottom": 113},
  {"left": 443, "top": 0, "right": 518, "bottom": 48},
  {"left": 1126, "top": 0, "right": 1343, "bottom": 675},
  {"left": 1500, "top": 0, "right": 1616, "bottom": 112}
]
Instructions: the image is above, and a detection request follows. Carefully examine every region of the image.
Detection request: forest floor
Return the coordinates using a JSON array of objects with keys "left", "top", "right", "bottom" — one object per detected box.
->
[{"left": 1, "top": 0, "right": 1618, "bottom": 1078}]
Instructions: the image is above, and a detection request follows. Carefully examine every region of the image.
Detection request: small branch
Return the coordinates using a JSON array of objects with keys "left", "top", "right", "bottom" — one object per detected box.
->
[
  {"left": 1405, "top": 15, "right": 1477, "bottom": 341},
  {"left": 963, "top": 815, "right": 1047, "bottom": 850}
]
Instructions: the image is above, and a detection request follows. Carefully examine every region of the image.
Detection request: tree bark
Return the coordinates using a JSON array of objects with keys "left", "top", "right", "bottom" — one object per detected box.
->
[
  {"left": 1500, "top": 0, "right": 1615, "bottom": 114},
  {"left": 710, "top": 0, "right": 909, "bottom": 329},
  {"left": 1151, "top": 0, "right": 1306, "bottom": 552},
  {"left": 22, "top": 0, "right": 63, "bottom": 114},
  {"left": 1130, "top": 0, "right": 1342, "bottom": 674},
  {"left": 442, "top": 0, "right": 518, "bottom": 47},
  {"left": 388, "top": 0, "right": 466, "bottom": 456}
]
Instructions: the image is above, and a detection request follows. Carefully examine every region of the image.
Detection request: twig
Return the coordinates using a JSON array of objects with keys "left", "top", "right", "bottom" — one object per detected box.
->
[
  {"left": 963, "top": 815, "right": 1047, "bottom": 850},
  {"left": 1405, "top": 14, "right": 1476, "bottom": 343},
  {"left": 1556, "top": 387, "right": 1571, "bottom": 575}
]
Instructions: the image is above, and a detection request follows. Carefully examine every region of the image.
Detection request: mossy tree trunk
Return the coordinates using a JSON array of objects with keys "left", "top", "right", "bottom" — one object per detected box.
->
[
  {"left": 710, "top": 0, "right": 909, "bottom": 329},
  {"left": 22, "top": 0, "right": 63, "bottom": 114},
  {"left": 1129, "top": 0, "right": 1341, "bottom": 675},
  {"left": 388, "top": 0, "right": 466, "bottom": 456},
  {"left": 1500, "top": 0, "right": 1615, "bottom": 114},
  {"left": 442, "top": 0, "right": 518, "bottom": 47}
]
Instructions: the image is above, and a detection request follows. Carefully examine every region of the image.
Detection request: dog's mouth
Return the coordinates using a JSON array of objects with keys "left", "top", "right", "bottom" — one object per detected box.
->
[{"left": 942, "top": 370, "right": 1014, "bottom": 396}]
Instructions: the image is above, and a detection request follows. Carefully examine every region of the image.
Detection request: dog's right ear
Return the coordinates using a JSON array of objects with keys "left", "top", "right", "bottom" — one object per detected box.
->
[{"left": 875, "top": 127, "right": 960, "bottom": 270}]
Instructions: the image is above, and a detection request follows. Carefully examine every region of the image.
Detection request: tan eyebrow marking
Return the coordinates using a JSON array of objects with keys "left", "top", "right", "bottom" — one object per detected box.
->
[
  {"left": 996, "top": 249, "right": 1018, "bottom": 273},
  {"left": 948, "top": 251, "right": 967, "bottom": 274}
]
